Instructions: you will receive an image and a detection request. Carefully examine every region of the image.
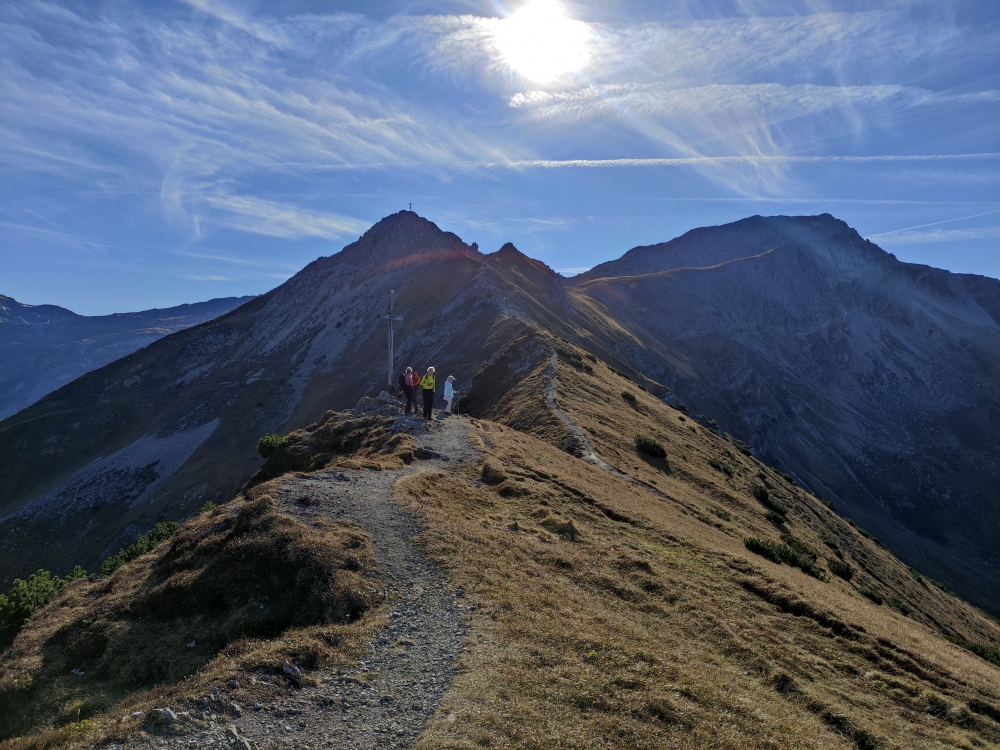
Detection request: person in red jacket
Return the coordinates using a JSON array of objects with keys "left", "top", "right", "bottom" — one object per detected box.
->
[{"left": 400, "top": 366, "right": 417, "bottom": 414}]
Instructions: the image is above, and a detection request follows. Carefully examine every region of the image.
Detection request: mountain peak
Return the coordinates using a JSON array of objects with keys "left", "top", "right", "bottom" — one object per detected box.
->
[{"left": 335, "top": 211, "right": 481, "bottom": 270}]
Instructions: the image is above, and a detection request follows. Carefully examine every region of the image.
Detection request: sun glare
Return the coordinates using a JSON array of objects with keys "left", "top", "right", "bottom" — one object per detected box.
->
[{"left": 493, "top": 0, "right": 591, "bottom": 84}]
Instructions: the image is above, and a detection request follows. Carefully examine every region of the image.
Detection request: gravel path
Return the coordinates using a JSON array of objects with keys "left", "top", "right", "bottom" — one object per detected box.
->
[{"left": 123, "top": 413, "right": 475, "bottom": 750}]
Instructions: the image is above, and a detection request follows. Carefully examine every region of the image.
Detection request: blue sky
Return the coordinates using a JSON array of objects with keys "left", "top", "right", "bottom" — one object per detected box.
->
[{"left": 1, "top": 0, "right": 997, "bottom": 315}]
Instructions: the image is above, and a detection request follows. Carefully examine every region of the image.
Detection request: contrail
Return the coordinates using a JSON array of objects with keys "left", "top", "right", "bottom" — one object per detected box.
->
[
  {"left": 866, "top": 208, "right": 1000, "bottom": 239},
  {"left": 273, "top": 153, "right": 1000, "bottom": 171}
]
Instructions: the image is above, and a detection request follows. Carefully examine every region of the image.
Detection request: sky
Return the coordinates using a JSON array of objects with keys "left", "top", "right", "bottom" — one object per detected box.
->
[{"left": 1, "top": 0, "right": 998, "bottom": 315}]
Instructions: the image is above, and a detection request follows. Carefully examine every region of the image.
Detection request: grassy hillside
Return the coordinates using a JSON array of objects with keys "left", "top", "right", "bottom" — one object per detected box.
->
[{"left": 2, "top": 331, "right": 998, "bottom": 749}]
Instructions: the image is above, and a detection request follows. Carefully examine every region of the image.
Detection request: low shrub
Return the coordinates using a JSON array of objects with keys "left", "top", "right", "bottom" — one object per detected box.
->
[
  {"left": 0, "top": 566, "right": 88, "bottom": 651},
  {"left": 819, "top": 533, "right": 844, "bottom": 559},
  {"left": 200, "top": 500, "right": 217, "bottom": 513},
  {"left": 744, "top": 536, "right": 823, "bottom": 578},
  {"left": 711, "top": 508, "right": 731, "bottom": 522},
  {"left": 751, "top": 484, "right": 787, "bottom": 516},
  {"left": 635, "top": 434, "right": 666, "bottom": 459},
  {"left": 737, "top": 445, "right": 752, "bottom": 456},
  {"left": 708, "top": 458, "right": 733, "bottom": 477},
  {"left": 888, "top": 597, "right": 911, "bottom": 615},
  {"left": 256, "top": 432, "right": 286, "bottom": 459},
  {"left": 584, "top": 353, "right": 597, "bottom": 362},
  {"left": 859, "top": 588, "right": 884, "bottom": 605},
  {"left": 946, "top": 637, "right": 1000, "bottom": 668},
  {"left": 607, "top": 365, "right": 632, "bottom": 381},
  {"left": 744, "top": 537, "right": 797, "bottom": 565},
  {"left": 102, "top": 521, "right": 180, "bottom": 576},
  {"left": 765, "top": 510, "right": 786, "bottom": 525},
  {"left": 829, "top": 559, "right": 854, "bottom": 580},
  {"left": 621, "top": 391, "right": 637, "bottom": 402}
]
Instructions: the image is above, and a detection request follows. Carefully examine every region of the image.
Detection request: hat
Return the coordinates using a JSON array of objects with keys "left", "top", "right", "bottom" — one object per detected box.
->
[
  {"left": 427, "top": 366, "right": 435, "bottom": 373},
  {"left": 447, "top": 375, "right": 455, "bottom": 381}
]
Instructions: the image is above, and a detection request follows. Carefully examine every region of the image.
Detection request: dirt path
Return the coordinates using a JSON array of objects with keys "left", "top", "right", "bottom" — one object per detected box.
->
[
  {"left": 544, "top": 351, "right": 617, "bottom": 472},
  {"left": 133, "top": 414, "right": 475, "bottom": 750}
]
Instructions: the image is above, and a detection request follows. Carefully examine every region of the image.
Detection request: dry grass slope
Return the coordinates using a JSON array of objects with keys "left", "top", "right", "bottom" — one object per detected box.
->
[
  {"left": 396, "top": 333, "right": 1000, "bottom": 749},
  {"left": 0, "top": 487, "right": 384, "bottom": 748}
]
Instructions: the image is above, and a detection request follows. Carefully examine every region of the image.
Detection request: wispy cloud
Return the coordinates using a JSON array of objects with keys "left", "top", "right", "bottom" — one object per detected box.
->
[{"left": 872, "top": 226, "right": 1000, "bottom": 245}]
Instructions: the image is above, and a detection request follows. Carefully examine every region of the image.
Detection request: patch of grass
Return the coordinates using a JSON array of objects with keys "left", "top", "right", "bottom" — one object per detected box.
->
[
  {"left": 737, "top": 445, "right": 752, "bottom": 456},
  {"left": 744, "top": 536, "right": 823, "bottom": 579},
  {"left": 200, "top": 500, "right": 217, "bottom": 513},
  {"left": 707, "top": 458, "right": 733, "bottom": 477},
  {"left": 607, "top": 364, "right": 632, "bottom": 381},
  {"left": 0, "top": 566, "right": 88, "bottom": 651},
  {"left": 621, "top": 391, "right": 636, "bottom": 402},
  {"left": 751, "top": 484, "right": 787, "bottom": 516},
  {"left": 887, "top": 597, "right": 911, "bottom": 615},
  {"left": 0, "top": 493, "right": 378, "bottom": 739},
  {"left": 828, "top": 559, "right": 854, "bottom": 581},
  {"left": 584, "top": 353, "right": 597, "bottom": 362},
  {"left": 555, "top": 346, "right": 592, "bottom": 373},
  {"left": 756, "top": 470, "right": 768, "bottom": 481},
  {"left": 101, "top": 521, "right": 180, "bottom": 576},
  {"left": 744, "top": 537, "right": 797, "bottom": 565},
  {"left": 710, "top": 508, "right": 731, "bottom": 522},
  {"left": 765, "top": 510, "right": 786, "bottom": 525},
  {"left": 634, "top": 434, "right": 666, "bottom": 459},
  {"left": 818, "top": 533, "right": 843, "bottom": 558},
  {"left": 859, "top": 588, "right": 884, "bottom": 605},
  {"left": 945, "top": 637, "right": 1000, "bottom": 667}
]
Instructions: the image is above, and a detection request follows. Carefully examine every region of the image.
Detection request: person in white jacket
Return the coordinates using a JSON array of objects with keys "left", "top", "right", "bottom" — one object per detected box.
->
[{"left": 441, "top": 375, "right": 456, "bottom": 415}]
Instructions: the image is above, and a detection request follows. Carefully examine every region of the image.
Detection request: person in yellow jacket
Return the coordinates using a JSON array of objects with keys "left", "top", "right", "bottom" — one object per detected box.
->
[{"left": 420, "top": 366, "right": 436, "bottom": 420}]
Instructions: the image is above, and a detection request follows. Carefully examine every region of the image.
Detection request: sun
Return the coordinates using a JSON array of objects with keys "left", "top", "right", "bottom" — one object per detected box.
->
[{"left": 493, "top": 0, "right": 591, "bottom": 84}]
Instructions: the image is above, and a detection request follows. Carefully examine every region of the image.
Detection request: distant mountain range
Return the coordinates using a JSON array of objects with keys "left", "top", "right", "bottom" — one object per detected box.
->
[
  {"left": 0, "top": 212, "right": 996, "bottom": 613},
  {"left": 0, "top": 295, "right": 255, "bottom": 419}
]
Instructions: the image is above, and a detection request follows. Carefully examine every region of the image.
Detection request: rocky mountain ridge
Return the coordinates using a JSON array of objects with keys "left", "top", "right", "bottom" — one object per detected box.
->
[
  {"left": 1, "top": 211, "right": 997, "bottom": 614},
  {"left": 0, "top": 294, "right": 255, "bottom": 419}
]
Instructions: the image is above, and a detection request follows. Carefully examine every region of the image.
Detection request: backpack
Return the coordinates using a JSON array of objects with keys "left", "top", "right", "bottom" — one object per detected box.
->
[{"left": 398, "top": 373, "right": 406, "bottom": 388}]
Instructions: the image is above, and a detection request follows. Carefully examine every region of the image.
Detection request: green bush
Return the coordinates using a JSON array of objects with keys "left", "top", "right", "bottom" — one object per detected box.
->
[
  {"left": 744, "top": 537, "right": 797, "bottom": 565},
  {"left": 946, "top": 637, "right": 1000, "bottom": 668},
  {"left": 751, "top": 484, "right": 787, "bottom": 516},
  {"left": 102, "top": 521, "right": 180, "bottom": 576},
  {"left": 634, "top": 434, "right": 666, "bottom": 459},
  {"left": 708, "top": 458, "right": 733, "bottom": 477},
  {"left": 765, "top": 510, "right": 785, "bottom": 524},
  {"left": 737, "top": 445, "right": 752, "bottom": 456},
  {"left": 607, "top": 365, "right": 632, "bottom": 381},
  {"left": 711, "top": 508, "right": 731, "bottom": 522},
  {"left": 200, "top": 500, "right": 217, "bottom": 513},
  {"left": 819, "top": 533, "right": 844, "bottom": 559},
  {"left": 0, "top": 566, "right": 87, "bottom": 650},
  {"left": 888, "top": 597, "right": 911, "bottom": 615},
  {"left": 859, "top": 588, "right": 884, "bottom": 605},
  {"left": 585, "top": 353, "right": 597, "bottom": 362},
  {"left": 621, "top": 391, "right": 636, "bottom": 402},
  {"left": 744, "top": 536, "right": 822, "bottom": 579},
  {"left": 828, "top": 559, "right": 854, "bottom": 580},
  {"left": 256, "top": 432, "right": 287, "bottom": 459}
]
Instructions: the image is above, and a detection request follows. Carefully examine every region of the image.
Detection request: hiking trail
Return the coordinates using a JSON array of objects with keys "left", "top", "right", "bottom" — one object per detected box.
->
[{"left": 128, "top": 414, "right": 474, "bottom": 750}]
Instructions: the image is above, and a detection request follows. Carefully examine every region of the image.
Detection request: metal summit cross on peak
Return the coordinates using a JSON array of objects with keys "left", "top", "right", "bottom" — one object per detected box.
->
[{"left": 379, "top": 290, "right": 404, "bottom": 388}]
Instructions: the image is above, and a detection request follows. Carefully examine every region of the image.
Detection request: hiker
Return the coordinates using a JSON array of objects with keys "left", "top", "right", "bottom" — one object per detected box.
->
[
  {"left": 405, "top": 367, "right": 420, "bottom": 415},
  {"left": 400, "top": 366, "right": 417, "bottom": 414},
  {"left": 441, "top": 375, "right": 456, "bottom": 416},
  {"left": 420, "top": 366, "right": 436, "bottom": 420}
]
